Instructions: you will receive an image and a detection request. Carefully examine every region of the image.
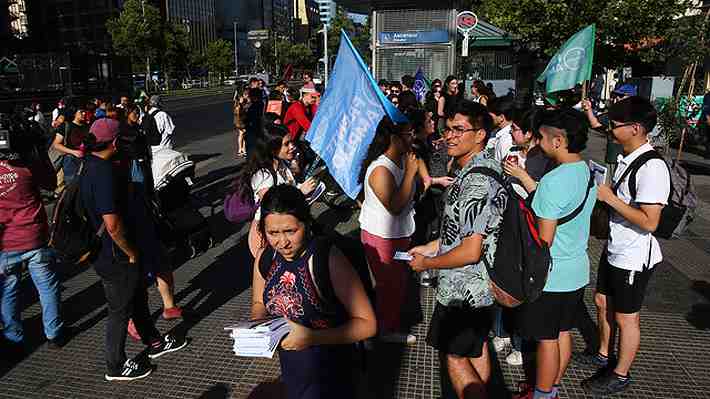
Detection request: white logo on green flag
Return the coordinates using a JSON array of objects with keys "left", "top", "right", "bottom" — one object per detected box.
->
[{"left": 537, "top": 24, "right": 596, "bottom": 95}]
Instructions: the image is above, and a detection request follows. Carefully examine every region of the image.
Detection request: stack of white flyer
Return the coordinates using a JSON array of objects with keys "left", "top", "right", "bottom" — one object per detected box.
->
[{"left": 224, "top": 317, "right": 291, "bottom": 358}]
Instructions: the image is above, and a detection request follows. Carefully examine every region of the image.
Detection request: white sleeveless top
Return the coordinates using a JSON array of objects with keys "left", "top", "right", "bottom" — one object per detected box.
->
[{"left": 359, "top": 155, "right": 415, "bottom": 239}]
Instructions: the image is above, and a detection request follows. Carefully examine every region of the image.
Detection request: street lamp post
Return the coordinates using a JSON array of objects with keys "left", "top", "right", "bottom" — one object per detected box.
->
[
  {"left": 234, "top": 21, "right": 239, "bottom": 76},
  {"left": 319, "top": 27, "right": 328, "bottom": 85},
  {"left": 141, "top": 0, "right": 151, "bottom": 92}
]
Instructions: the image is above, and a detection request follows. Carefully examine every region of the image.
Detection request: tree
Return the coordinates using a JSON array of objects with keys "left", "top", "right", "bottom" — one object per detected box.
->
[
  {"left": 205, "top": 39, "right": 233, "bottom": 81},
  {"left": 327, "top": 7, "right": 371, "bottom": 67},
  {"left": 478, "top": 0, "right": 695, "bottom": 69},
  {"left": 107, "top": 0, "right": 162, "bottom": 88},
  {"left": 262, "top": 39, "right": 317, "bottom": 76},
  {"left": 157, "top": 22, "right": 190, "bottom": 89}
]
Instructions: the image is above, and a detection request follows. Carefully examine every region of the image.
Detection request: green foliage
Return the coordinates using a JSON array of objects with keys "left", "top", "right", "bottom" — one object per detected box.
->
[
  {"left": 646, "top": 11, "right": 710, "bottom": 68},
  {"left": 327, "top": 7, "right": 371, "bottom": 66},
  {"left": 106, "top": 0, "right": 162, "bottom": 68},
  {"left": 159, "top": 22, "right": 190, "bottom": 76},
  {"left": 205, "top": 39, "right": 234, "bottom": 78},
  {"left": 478, "top": 0, "right": 699, "bottom": 68}
]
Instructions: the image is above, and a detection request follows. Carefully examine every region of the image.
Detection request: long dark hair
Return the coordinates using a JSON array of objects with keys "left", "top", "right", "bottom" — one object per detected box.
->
[
  {"left": 473, "top": 80, "right": 495, "bottom": 99},
  {"left": 358, "top": 116, "right": 401, "bottom": 185},
  {"left": 234, "top": 123, "right": 290, "bottom": 200}
]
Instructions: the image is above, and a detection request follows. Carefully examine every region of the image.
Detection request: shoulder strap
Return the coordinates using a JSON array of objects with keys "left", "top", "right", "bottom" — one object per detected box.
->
[
  {"left": 258, "top": 246, "right": 276, "bottom": 280},
  {"left": 624, "top": 150, "right": 672, "bottom": 202},
  {"left": 558, "top": 174, "right": 594, "bottom": 226},
  {"left": 310, "top": 238, "right": 338, "bottom": 307},
  {"left": 466, "top": 166, "right": 506, "bottom": 187}
]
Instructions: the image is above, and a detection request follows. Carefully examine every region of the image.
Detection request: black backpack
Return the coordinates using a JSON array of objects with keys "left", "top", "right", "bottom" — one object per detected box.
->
[
  {"left": 615, "top": 150, "right": 686, "bottom": 239},
  {"left": 258, "top": 237, "right": 376, "bottom": 308},
  {"left": 470, "top": 167, "right": 593, "bottom": 307},
  {"left": 142, "top": 109, "right": 163, "bottom": 146},
  {"left": 48, "top": 162, "right": 105, "bottom": 264}
]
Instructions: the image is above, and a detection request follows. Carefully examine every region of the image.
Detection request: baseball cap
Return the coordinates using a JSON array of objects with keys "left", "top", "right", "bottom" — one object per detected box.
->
[
  {"left": 90, "top": 118, "right": 120, "bottom": 143},
  {"left": 612, "top": 84, "right": 637, "bottom": 97}
]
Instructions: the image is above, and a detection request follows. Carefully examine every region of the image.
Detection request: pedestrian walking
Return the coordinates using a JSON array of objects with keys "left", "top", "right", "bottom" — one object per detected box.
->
[
  {"left": 79, "top": 119, "right": 188, "bottom": 381},
  {"left": 250, "top": 184, "right": 376, "bottom": 399},
  {"left": 52, "top": 106, "right": 88, "bottom": 186},
  {"left": 235, "top": 124, "right": 316, "bottom": 257},
  {"left": 581, "top": 97, "right": 670, "bottom": 396},
  {"left": 233, "top": 90, "right": 248, "bottom": 158},
  {"left": 487, "top": 96, "right": 515, "bottom": 163},
  {"left": 143, "top": 95, "right": 175, "bottom": 152},
  {"left": 514, "top": 109, "right": 596, "bottom": 399},
  {"left": 437, "top": 76, "right": 462, "bottom": 130},
  {"left": 358, "top": 116, "right": 418, "bottom": 345},
  {"left": 1, "top": 120, "right": 64, "bottom": 358},
  {"left": 408, "top": 100, "right": 508, "bottom": 399}
]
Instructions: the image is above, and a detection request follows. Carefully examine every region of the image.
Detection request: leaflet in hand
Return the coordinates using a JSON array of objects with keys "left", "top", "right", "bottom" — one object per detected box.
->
[
  {"left": 393, "top": 251, "right": 413, "bottom": 261},
  {"left": 589, "top": 160, "right": 608, "bottom": 186},
  {"left": 224, "top": 316, "right": 292, "bottom": 358}
]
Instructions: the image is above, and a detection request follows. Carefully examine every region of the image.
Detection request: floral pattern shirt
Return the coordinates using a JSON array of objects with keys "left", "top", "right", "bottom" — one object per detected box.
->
[
  {"left": 435, "top": 146, "right": 508, "bottom": 308},
  {"left": 262, "top": 241, "right": 343, "bottom": 329}
]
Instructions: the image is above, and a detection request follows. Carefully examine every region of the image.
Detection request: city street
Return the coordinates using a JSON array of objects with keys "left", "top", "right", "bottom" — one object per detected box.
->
[{"left": 0, "top": 95, "right": 709, "bottom": 398}]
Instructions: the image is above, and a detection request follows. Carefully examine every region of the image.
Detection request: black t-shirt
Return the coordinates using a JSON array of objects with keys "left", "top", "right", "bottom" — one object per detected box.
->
[
  {"left": 80, "top": 154, "right": 131, "bottom": 263},
  {"left": 65, "top": 122, "right": 89, "bottom": 149}
]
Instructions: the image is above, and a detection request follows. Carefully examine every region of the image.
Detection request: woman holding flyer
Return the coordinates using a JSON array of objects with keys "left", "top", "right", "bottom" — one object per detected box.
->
[{"left": 250, "top": 184, "right": 376, "bottom": 399}]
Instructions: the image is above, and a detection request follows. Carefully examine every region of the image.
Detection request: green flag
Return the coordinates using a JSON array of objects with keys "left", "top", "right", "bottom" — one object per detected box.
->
[{"left": 537, "top": 24, "right": 596, "bottom": 96}]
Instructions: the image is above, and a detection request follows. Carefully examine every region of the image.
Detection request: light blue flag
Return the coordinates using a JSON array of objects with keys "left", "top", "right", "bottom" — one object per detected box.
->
[{"left": 305, "top": 30, "right": 407, "bottom": 199}]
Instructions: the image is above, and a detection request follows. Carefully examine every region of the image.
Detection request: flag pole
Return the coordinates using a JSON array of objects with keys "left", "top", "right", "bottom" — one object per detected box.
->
[{"left": 581, "top": 80, "right": 588, "bottom": 100}]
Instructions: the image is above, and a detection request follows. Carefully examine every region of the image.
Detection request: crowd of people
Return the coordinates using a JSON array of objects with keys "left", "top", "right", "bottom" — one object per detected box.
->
[
  {"left": 222, "top": 71, "right": 671, "bottom": 399},
  {"left": 1, "top": 93, "right": 190, "bottom": 380},
  {"left": 1, "top": 69, "right": 672, "bottom": 399}
]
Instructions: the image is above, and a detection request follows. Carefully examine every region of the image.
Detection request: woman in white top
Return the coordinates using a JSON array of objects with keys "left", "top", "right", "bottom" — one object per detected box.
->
[
  {"left": 233, "top": 123, "right": 316, "bottom": 257},
  {"left": 358, "top": 116, "right": 418, "bottom": 344}
]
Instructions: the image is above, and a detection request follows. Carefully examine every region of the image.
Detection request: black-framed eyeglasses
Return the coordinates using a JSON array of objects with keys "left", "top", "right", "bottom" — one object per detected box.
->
[
  {"left": 610, "top": 121, "right": 636, "bottom": 130},
  {"left": 443, "top": 126, "right": 479, "bottom": 137}
]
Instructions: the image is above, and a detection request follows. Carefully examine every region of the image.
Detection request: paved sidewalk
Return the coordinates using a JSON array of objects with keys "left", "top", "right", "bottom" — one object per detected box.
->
[{"left": 0, "top": 132, "right": 708, "bottom": 399}]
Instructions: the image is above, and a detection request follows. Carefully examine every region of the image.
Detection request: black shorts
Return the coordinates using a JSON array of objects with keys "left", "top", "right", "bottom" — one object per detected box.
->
[
  {"left": 518, "top": 289, "right": 584, "bottom": 340},
  {"left": 596, "top": 252, "right": 654, "bottom": 314},
  {"left": 426, "top": 302, "right": 492, "bottom": 358}
]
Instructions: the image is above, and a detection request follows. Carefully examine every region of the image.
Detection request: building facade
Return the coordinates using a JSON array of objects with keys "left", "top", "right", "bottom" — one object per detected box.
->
[
  {"left": 293, "top": 0, "right": 319, "bottom": 43},
  {"left": 23, "top": 0, "right": 124, "bottom": 90},
  {"left": 315, "top": 0, "right": 334, "bottom": 27},
  {"left": 161, "top": 0, "right": 217, "bottom": 54},
  {"left": 215, "top": 0, "right": 294, "bottom": 73}
]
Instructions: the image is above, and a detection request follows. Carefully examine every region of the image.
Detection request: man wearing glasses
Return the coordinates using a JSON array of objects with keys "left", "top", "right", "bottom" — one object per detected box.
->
[
  {"left": 408, "top": 100, "right": 508, "bottom": 399},
  {"left": 581, "top": 97, "right": 669, "bottom": 395}
]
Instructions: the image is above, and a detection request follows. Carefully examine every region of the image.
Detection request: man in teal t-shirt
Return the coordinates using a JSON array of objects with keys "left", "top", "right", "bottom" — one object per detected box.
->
[
  {"left": 533, "top": 162, "right": 595, "bottom": 292},
  {"left": 513, "top": 109, "right": 596, "bottom": 399}
]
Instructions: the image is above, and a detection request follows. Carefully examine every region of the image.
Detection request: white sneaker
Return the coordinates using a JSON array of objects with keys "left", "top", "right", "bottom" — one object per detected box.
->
[
  {"left": 506, "top": 350, "right": 523, "bottom": 366},
  {"left": 492, "top": 336, "right": 511, "bottom": 353},
  {"left": 380, "top": 333, "right": 417, "bottom": 345}
]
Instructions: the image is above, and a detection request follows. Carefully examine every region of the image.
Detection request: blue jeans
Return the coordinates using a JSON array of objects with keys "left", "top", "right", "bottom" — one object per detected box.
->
[{"left": 0, "top": 247, "right": 63, "bottom": 343}]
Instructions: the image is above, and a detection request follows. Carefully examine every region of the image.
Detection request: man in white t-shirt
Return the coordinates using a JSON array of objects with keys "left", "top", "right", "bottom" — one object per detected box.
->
[
  {"left": 487, "top": 96, "right": 514, "bottom": 162},
  {"left": 581, "top": 97, "right": 670, "bottom": 396}
]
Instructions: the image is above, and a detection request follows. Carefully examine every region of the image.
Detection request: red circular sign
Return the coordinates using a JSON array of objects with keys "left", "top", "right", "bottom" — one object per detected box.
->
[{"left": 456, "top": 11, "right": 478, "bottom": 32}]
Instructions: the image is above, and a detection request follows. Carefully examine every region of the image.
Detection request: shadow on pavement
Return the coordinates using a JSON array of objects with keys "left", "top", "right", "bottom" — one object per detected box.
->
[
  {"left": 687, "top": 280, "right": 710, "bottom": 330},
  {"left": 170, "top": 237, "right": 253, "bottom": 338},
  {"left": 197, "top": 382, "right": 233, "bottom": 398},
  {"left": 246, "top": 379, "right": 286, "bottom": 398}
]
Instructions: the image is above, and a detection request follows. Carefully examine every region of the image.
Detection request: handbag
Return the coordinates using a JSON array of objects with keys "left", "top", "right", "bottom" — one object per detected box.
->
[{"left": 224, "top": 168, "right": 277, "bottom": 224}]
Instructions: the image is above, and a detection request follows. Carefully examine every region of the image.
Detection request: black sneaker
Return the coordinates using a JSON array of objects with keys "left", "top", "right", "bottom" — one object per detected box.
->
[
  {"left": 572, "top": 350, "right": 610, "bottom": 369},
  {"left": 105, "top": 359, "right": 153, "bottom": 381},
  {"left": 148, "top": 334, "right": 188, "bottom": 359},
  {"left": 582, "top": 370, "right": 632, "bottom": 395}
]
